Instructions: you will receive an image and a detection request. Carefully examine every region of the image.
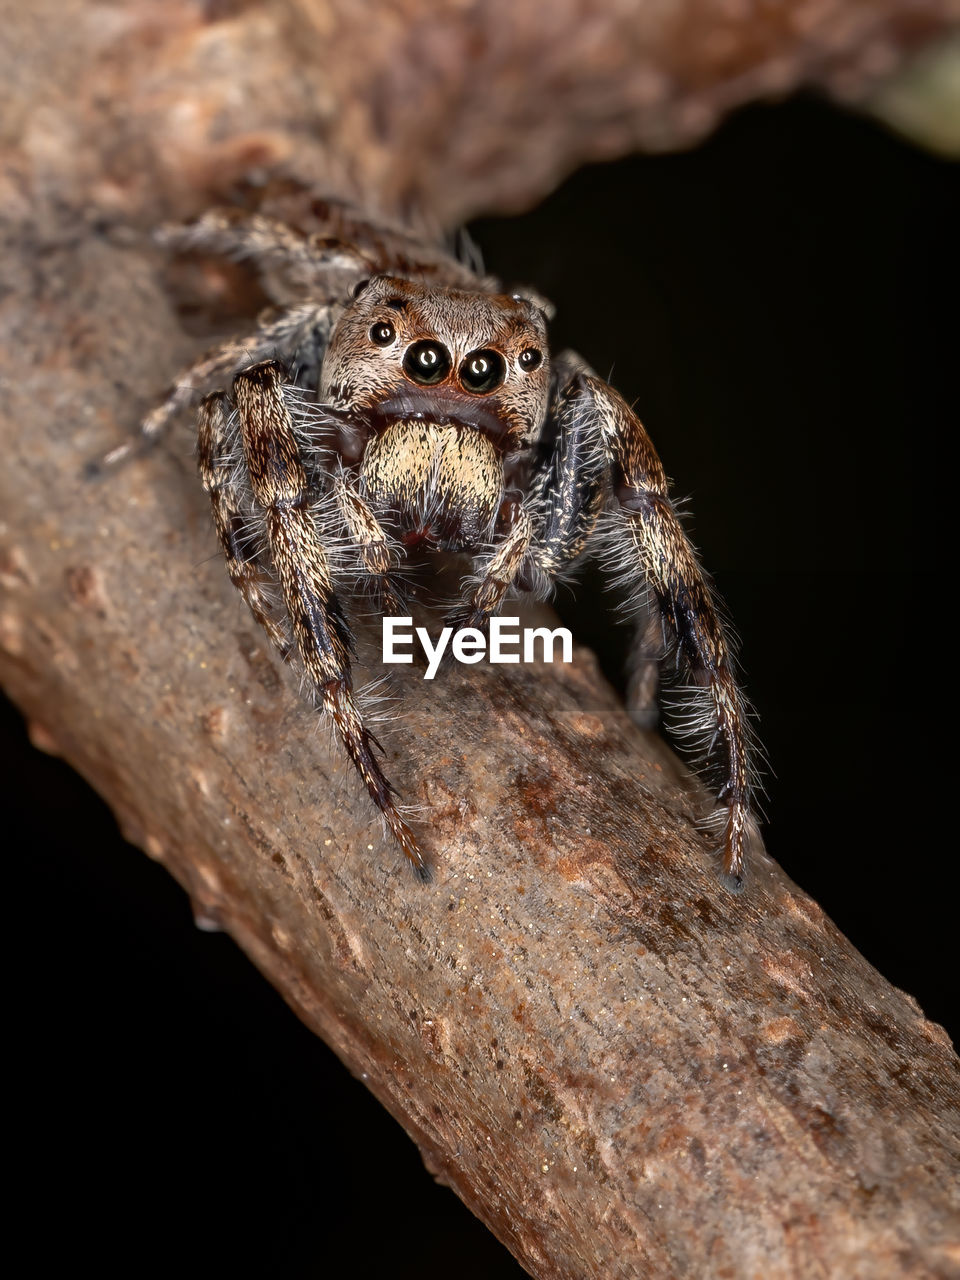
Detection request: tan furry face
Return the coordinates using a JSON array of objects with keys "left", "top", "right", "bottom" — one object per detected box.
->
[
  {"left": 362, "top": 419, "right": 503, "bottom": 548},
  {"left": 319, "top": 275, "right": 551, "bottom": 448}
]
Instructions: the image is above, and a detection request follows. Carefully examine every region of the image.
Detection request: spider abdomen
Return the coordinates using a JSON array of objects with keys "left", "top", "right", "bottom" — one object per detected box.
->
[{"left": 360, "top": 419, "right": 502, "bottom": 550}]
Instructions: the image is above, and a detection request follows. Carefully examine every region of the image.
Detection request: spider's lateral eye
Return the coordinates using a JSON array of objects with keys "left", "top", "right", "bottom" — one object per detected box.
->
[
  {"left": 459, "top": 349, "right": 506, "bottom": 394},
  {"left": 369, "top": 321, "right": 396, "bottom": 347},
  {"left": 403, "top": 339, "right": 452, "bottom": 386},
  {"left": 518, "top": 347, "right": 543, "bottom": 373},
  {"left": 353, "top": 278, "right": 371, "bottom": 298}
]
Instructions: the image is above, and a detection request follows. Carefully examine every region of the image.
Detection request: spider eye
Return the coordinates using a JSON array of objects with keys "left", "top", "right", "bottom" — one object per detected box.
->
[
  {"left": 518, "top": 347, "right": 543, "bottom": 373},
  {"left": 369, "top": 321, "right": 396, "bottom": 347},
  {"left": 460, "top": 349, "right": 505, "bottom": 394},
  {"left": 403, "top": 339, "right": 452, "bottom": 386}
]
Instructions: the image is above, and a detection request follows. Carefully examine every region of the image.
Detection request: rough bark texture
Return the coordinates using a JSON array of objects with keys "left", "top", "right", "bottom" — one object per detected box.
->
[{"left": 2, "top": 2, "right": 959, "bottom": 1277}]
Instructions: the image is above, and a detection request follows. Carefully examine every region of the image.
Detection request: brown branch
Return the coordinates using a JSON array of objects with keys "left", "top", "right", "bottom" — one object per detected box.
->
[
  {"left": 2, "top": 0, "right": 955, "bottom": 231},
  {"left": 2, "top": 2, "right": 959, "bottom": 1277}
]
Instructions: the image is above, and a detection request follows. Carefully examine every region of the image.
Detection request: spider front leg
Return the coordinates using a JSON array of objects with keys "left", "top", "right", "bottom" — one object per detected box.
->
[
  {"left": 227, "top": 359, "right": 427, "bottom": 878},
  {"left": 581, "top": 373, "right": 753, "bottom": 882},
  {"left": 526, "top": 356, "right": 609, "bottom": 583},
  {"left": 448, "top": 357, "right": 609, "bottom": 633},
  {"left": 524, "top": 364, "right": 665, "bottom": 732},
  {"left": 333, "top": 476, "right": 404, "bottom": 615},
  {"left": 448, "top": 499, "right": 534, "bottom": 632},
  {"left": 624, "top": 602, "right": 668, "bottom": 731}
]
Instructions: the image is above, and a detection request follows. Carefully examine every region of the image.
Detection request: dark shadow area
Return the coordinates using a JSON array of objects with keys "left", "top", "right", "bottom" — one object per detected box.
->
[{"left": 6, "top": 95, "right": 956, "bottom": 1275}]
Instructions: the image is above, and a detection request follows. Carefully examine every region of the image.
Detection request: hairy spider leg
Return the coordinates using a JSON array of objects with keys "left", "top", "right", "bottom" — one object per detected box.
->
[
  {"left": 579, "top": 373, "right": 753, "bottom": 882},
  {"left": 524, "top": 364, "right": 663, "bottom": 727},
  {"left": 332, "top": 476, "right": 405, "bottom": 615},
  {"left": 624, "top": 603, "right": 668, "bottom": 731},
  {"left": 197, "top": 392, "right": 289, "bottom": 655},
  {"left": 232, "top": 359, "right": 427, "bottom": 879},
  {"left": 526, "top": 359, "right": 609, "bottom": 581},
  {"left": 445, "top": 356, "right": 611, "bottom": 635},
  {"left": 158, "top": 210, "right": 378, "bottom": 299},
  {"left": 159, "top": 204, "right": 483, "bottom": 306},
  {"left": 523, "top": 359, "right": 753, "bottom": 872},
  {"left": 100, "top": 302, "right": 338, "bottom": 472},
  {"left": 447, "top": 500, "right": 534, "bottom": 633},
  {"left": 443, "top": 355, "right": 610, "bottom": 639}
]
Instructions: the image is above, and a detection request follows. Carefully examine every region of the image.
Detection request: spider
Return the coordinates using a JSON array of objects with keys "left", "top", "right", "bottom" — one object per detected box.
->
[{"left": 111, "top": 200, "right": 756, "bottom": 884}]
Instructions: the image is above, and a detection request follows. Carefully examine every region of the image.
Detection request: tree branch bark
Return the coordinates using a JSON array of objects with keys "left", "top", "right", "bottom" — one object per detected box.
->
[{"left": 2, "top": 2, "right": 958, "bottom": 1277}]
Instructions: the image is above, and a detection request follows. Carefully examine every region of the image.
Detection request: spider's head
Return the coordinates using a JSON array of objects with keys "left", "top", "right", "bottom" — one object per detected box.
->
[{"left": 320, "top": 275, "right": 551, "bottom": 448}]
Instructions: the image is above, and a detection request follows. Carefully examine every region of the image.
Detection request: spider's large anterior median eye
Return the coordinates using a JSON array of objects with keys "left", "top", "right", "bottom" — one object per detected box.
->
[
  {"left": 369, "top": 321, "right": 396, "bottom": 347},
  {"left": 460, "top": 349, "right": 506, "bottom": 394},
  {"left": 403, "top": 339, "right": 452, "bottom": 385},
  {"left": 518, "top": 347, "right": 543, "bottom": 373}
]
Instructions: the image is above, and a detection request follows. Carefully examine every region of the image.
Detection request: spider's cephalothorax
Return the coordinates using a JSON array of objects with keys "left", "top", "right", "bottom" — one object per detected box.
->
[{"left": 123, "top": 202, "right": 756, "bottom": 884}]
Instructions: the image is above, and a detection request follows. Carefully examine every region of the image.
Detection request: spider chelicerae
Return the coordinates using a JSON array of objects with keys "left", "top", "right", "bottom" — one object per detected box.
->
[{"left": 109, "top": 199, "right": 757, "bottom": 884}]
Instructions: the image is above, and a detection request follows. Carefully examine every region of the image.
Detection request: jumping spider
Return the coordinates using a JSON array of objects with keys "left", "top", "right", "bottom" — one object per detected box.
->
[{"left": 113, "top": 201, "right": 756, "bottom": 883}]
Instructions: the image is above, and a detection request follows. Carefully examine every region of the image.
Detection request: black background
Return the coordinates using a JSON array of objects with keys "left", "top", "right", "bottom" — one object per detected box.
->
[{"left": 7, "top": 97, "right": 955, "bottom": 1274}]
